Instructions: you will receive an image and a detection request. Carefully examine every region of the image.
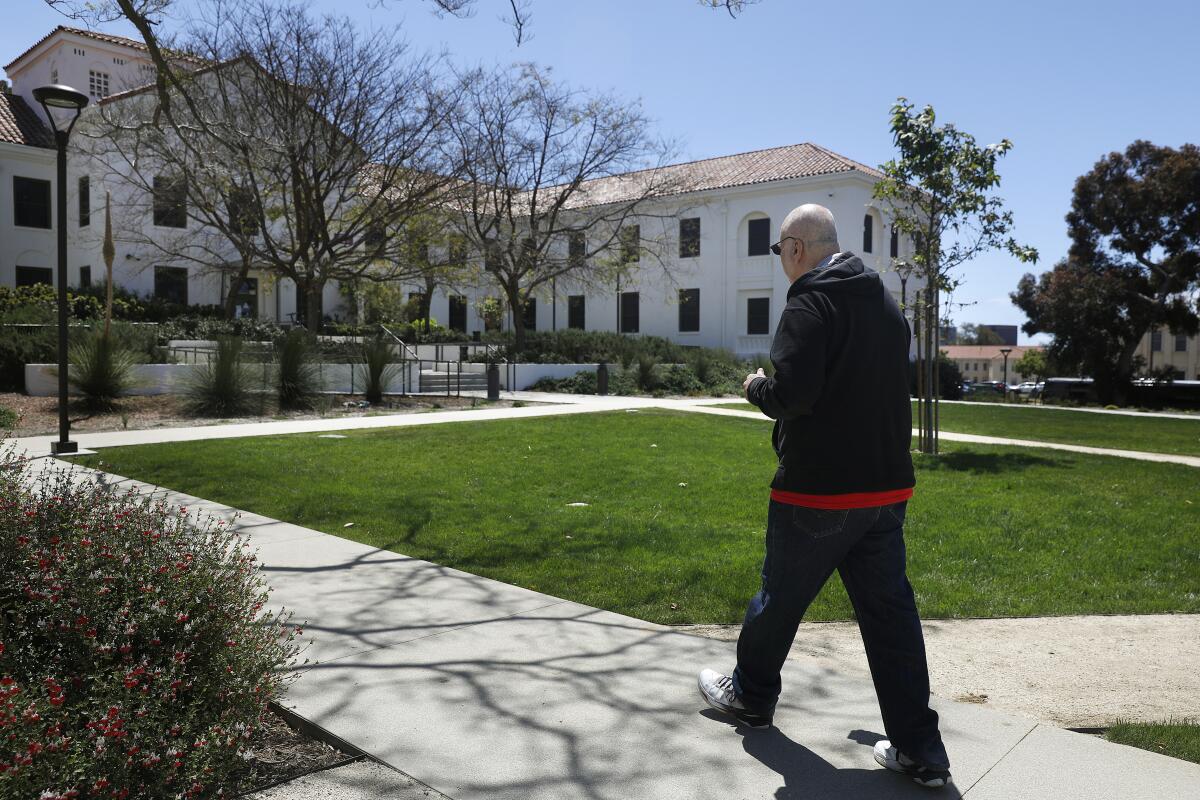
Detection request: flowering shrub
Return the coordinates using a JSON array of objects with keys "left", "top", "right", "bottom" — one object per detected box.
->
[{"left": 0, "top": 444, "right": 303, "bottom": 798}]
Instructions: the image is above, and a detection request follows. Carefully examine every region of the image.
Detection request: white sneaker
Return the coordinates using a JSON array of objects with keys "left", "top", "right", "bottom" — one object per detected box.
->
[
  {"left": 697, "top": 668, "right": 773, "bottom": 729},
  {"left": 873, "top": 739, "right": 951, "bottom": 788}
]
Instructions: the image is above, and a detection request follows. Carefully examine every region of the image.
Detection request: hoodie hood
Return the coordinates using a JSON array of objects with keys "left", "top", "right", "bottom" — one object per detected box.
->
[{"left": 787, "top": 252, "right": 879, "bottom": 299}]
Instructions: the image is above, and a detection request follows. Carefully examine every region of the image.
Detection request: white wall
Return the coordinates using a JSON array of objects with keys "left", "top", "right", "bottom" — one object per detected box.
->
[{"left": 0, "top": 141, "right": 56, "bottom": 287}]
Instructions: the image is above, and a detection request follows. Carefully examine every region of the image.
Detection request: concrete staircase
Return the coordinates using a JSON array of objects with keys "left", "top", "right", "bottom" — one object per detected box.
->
[{"left": 419, "top": 369, "right": 488, "bottom": 394}]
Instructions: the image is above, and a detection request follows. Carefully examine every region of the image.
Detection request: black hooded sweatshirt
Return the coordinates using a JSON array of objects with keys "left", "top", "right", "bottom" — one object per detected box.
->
[{"left": 746, "top": 252, "right": 915, "bottom": 501}]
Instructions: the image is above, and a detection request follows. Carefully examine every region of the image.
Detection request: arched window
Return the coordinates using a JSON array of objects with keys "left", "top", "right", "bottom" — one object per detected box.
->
[
  {"left": 890, "top": 226, "right": 899, "bottom": 258},
  {"left": 862, "top": 214, "right": 873, "bottom": 253}
]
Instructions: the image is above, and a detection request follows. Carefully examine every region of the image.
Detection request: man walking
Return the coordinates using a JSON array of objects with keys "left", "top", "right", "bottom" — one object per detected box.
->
[{"left": 697, "top": 204, "right": 951, "bottom": 789}]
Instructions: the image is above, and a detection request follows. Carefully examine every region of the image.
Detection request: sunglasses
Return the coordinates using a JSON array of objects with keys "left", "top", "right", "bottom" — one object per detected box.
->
[{"left": 769, "top": 236, "right": 803, "bottom": 256}]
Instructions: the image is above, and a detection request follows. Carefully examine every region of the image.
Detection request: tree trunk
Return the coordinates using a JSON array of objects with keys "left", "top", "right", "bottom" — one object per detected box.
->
[
  {"left": 422, "top": 276, "right": 436, "bottom": 333},
  {"left": 922, "top": 284, "right": 937, "bottom": 455},
  {"left": 505, "top": 283, "right": 526, "bottom": 355}
]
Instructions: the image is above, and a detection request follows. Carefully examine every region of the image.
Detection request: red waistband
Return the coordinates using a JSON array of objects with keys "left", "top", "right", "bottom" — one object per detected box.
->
[{"left": 769, "top": 486, "right": 914, "bottom": 509}]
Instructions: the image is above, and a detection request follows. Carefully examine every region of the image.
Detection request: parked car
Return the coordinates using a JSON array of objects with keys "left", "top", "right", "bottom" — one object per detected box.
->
[
  {"left": 974, "top": 381, "right": 1006, "bottom": 395},
  {"left": 1014, "top": 381, "right": 1039, "bottom": 397}
]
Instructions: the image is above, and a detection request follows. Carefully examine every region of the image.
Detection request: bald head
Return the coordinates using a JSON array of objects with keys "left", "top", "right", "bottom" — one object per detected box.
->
[{"left": 778, "top": 204, "right": 840, "bottom": 281}]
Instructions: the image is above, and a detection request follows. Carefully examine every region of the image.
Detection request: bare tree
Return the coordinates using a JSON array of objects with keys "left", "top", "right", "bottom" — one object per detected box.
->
[
  {"left": 441, "top": 63, "right": 685, "bottom": 353},
  {"left": 78, "top": 0, "right": 456, "bottom": 329}
]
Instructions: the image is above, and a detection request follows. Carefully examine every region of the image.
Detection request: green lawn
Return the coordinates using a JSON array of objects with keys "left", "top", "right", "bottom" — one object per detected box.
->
[
  {"left": 714, "top": 401, "right": 1200, "bottom": 457},
  {"left": 76, "top": 410, "right": 1200, "bottom": 625},
  {"left": 1105, "top": 720, "right": 1200, "bottom": 765}
]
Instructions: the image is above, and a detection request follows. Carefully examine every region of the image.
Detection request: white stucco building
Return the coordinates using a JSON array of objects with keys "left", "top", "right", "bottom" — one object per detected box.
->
[{"left": 3, "top": 26, "right": 921, "bottom": 356}]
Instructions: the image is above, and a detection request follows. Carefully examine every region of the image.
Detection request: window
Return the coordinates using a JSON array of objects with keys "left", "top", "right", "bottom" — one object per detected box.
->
[
  {"left": 523, "top": 297, "right": 537, "bottom": 331},
  {"left": 231, "top": 278, "right": 258, "bottom": 318},
  {"left": 620, "top": 225, "right": 640, "bottom": 263},
  {"left": 78, "top": 176, "right": 90, "bottom": 227},
  {"left": 50, "top": 68, "right": 58, "bottom": 84},
  {"left": 1151, "top": 330, "right": 1162, "bottom": 352},
  {"left": 679, "top": 217, "right": 700, "bottom": 258},
  {"left": 449, "top": 295, "right": 467, "bottom": 332},
  {"left": 568, "top": 231, "right": 586, "bottom": 268},
  {"left": 13, "top": 177, "right": 51, "bottom": 229},
  {"left": 408, "top": 292, "right": 427, "bottom": 312},
  {"left": 1177, "top": 334, "right": 1189, "bottom": 353},
  {"left": 747, "top": 297, "right": 771, "bottom": 335},
  {"left": 16, "top": 266, "right": 53, "bottom": 287},
  {"left": 227, "top": 185, "right": 260, "bottom": 237},
  {"left": 408, "top": 233, "right": 430, "bottom": 265},
  {"left": 890, "top": 226, "right": 899, "bottom": 258},
  {"left": 88, "top": 70, "right": 110, "bottom": 99},
  {"left": 568, "top": 295, "right": 585, "bottom": 330},
  {"left": 862, "top": 214, "right": 874, "bottom": 253},
  {"left": 154, "top": 266, "right": 188, "bottom": 305},
  {"left": 748, "top": 218, "right": 771, "bottom": 257},
  {"left": 678, "top": 288, "right": 700, "bottom": 333},
  {"left": 79, "top": 266, "right": 91, "bottom": 288},
  {"left": 73, "top": 47, "right": 86, "bottom": 56},
  {"left": 619, "top": 292, "right": 639, "bottom": 333},
  {"left": 153, "top": 175, "right": 187, "bottom": 228},
  {"left": 113, "top": 57, "right": 126, "bottom": 66}
]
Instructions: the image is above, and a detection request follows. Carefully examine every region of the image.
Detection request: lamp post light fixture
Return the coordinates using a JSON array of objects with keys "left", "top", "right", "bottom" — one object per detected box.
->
[
  {"left": 999, "top": 347, "right": 1013, "bottom": 400},
  {"left": 33, "top": 84, "right": 90, "bottom": 456}
]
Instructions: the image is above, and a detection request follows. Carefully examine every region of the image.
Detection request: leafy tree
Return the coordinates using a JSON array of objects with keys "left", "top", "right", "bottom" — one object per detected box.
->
[
  {"left": 1014, "top": 141, "right": 1200, "bottom": 402},
  {"left": 874, "top": 98, "right": 1037, "bottom": 453},
  {"left": 957, "top": 323, "right": 1005, "bottom": 346},
  {"left": 1013, "top": 347, "right": 1050, "bottom": 383}
]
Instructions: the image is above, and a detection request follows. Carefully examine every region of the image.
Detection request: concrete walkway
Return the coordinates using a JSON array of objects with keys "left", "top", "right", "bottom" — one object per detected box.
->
[
  {"left": 10, "top": 391, "right": 1199, "bottom": 470},
  {"left": 683, "top": 404, "right": 1200, "bottom": 468},
  {"left": 20, "top": 456, "right": 1200, "bottom": 800}
]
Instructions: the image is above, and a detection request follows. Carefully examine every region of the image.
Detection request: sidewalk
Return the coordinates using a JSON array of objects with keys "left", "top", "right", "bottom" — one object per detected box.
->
[{"left": 23, "top": 457, "right": 1200, "bottom": 800}]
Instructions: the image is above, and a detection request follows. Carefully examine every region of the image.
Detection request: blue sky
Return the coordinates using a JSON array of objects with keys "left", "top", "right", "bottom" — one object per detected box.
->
[{"left": 7, "top": 0, "right": 1197, "bottom": 344}]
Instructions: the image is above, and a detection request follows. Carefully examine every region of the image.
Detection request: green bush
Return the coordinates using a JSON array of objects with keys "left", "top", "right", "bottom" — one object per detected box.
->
[
  {"left": 0, "top": 406, "right": 16, "bottom": 430},
  {"left": 634, "top": 355, "right": 661, "bottom": 392},
  {"left": 157, "top": 315, "right": 281, "bottom": 344},
  {"left": 183, "top": 337, "right": 260, "bottom": 417},
  {"left": 358, "top": 338, "right": 397, "bottom": 404},
  {"left": 0, "top": 445, "right": 302, "bottom": 797},
  {"left": 66, "top": 330, "right": 139, "bottom": 412},
  {"left": 659, "top": 363, "right": 703, "bottom": 395},
  {"left": 275, "top": 330, "right": 321, "bottom": 411}
]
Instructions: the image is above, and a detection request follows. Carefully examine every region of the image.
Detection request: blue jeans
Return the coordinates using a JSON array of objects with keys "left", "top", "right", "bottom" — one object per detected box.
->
[{"left": 733, "top": 499, "right": 950, "bottom": 770}]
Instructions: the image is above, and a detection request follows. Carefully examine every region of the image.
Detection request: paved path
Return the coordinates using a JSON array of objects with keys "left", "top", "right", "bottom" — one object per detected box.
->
[
  {"left": 682, "top": 405, "right": 1200, "bottom": 468},
  {"left": 19, "top": 456, "right": 1200, "bottom": 799},
  {"left": 10, "top": 391, "right": 1199, "bottom": 470}
]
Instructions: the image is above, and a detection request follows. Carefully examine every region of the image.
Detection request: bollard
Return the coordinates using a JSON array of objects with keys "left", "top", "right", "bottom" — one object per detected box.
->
[
  {"left": 597, "top": 362, "right": 609, "bottom": 396},
  {"left": 487, "top": 362, "right": 500, "bottom": 400}
]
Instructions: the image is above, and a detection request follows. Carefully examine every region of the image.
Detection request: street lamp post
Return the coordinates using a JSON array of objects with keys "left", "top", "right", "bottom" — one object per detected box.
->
[
  {"left": 33, "top": 84, "right": 90, "bottom": 456},
  {"left": 999, "top": 347, "right": 1013, "bottom": 400}
]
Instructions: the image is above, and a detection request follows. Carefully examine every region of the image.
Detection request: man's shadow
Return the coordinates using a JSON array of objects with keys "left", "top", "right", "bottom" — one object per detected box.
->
[{"left": 700, "top": 710, "right": 963, "bottom": 799}]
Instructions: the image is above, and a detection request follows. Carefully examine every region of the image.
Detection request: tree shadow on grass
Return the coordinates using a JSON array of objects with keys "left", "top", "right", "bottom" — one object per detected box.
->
[{"left": 917, "top": 450, "right": 1059, "bottom": 475}]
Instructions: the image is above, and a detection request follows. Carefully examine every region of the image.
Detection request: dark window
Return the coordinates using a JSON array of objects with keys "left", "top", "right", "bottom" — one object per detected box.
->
[
  {"left": 678, "top": 288, "right": 700, "bottom": 333},
  {"left": 449, "top": 295, "right": 467, "bottom": 332},
  {"left": 523, "top": 297, "right": 537, "bottom": 331},
  {"left": 154, "top": 266, "right": 188, "bottom": 305},
  {"left": 890, "top": 226, "right": 898, "bottom": 258},
  {"left": 79, "top": 265, "right": 91, "bottom": 288},
  {"left": 408, "top": 233, "right": 430, "bottom": 265},
  {"left": 78, "top": 176, "right": 90, "bottom": 227},
  {"left": 619, "top": 291, "right": 639, "bottom": 333},
  {"left": 748, "top": 218, "right": 771, "bottom": 256},
  {"left": 227, "top": 185, "right": 260, "bottom": 237},
  {"left": 13, "top": 177, "right": 51, "bottom": 229},
  {"left": 1177, "top": 334, "right": 1189, "bottom": 353},
  {"left": 484, "top": 242, "right": 503, "bottom": 272},
  {"left": 620, "top": 225, "right": 640, "bottom": 263},
  {"left": 231, "top": 277, "right": 258, "bottom": 318},
  {"left": 568, "top": 231, "right": 586, "bottom": 268},
  {"left": 1150, "top": 330, "right": 1162, "bottom": 352},
  {"left": 16, "top": 266, "right": 53, "bottom": 287},
  {"left": 568, "top": 295, "right": 585, "bottom": 330},
  {"left": 153, "top": 175, "right": 187, "bottom": 228},
  {"left": 747, "top": 297, "right": 771, "bottom": 335},
  {"left": 679, "top": 217, "right": 700, "bottom": 258},
  {"left": 408, "top": 292, "right": 427, "bottom": 317},
  {"left": 862, "top": 214, "right": 874, "bottom": 253}
]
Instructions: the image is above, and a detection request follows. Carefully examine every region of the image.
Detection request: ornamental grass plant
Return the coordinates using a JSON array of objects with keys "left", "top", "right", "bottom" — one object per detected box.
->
[
  {"left": 67, "top": 330, "right": 139, "bottom": 413},
  {"left": 0, "top": 443, "right": 303, "bottom": 798},
  {"left": 275, "top": 330, "right": 321, "bottom": 411},
  {"left": 183, "top": 337, "right": 259, "bottom": 418}
]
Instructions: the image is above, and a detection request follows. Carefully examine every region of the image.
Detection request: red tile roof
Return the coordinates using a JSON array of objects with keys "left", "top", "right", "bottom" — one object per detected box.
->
[
  {"left": 566, "top": 142, "right": 886, "bottom": 208},
  {"left": 0, "top": 93, "right": 53, "bottom": 148}
]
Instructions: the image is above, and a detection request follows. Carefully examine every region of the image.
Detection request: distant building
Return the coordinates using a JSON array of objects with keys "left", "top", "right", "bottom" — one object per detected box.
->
[
  {"left": 942, "top": 344, "right": 1043, "bottom": 385},
  {"left": 939, "top": 326, "right": 958, "bottom": 345},
  {"left": 1136, "top": 327, "right": 1198, "bottom": 381},
  {"left": 981, "top": 324, "right": 1018, "bottom": 346}
]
